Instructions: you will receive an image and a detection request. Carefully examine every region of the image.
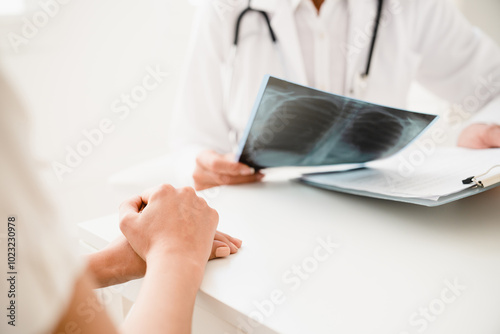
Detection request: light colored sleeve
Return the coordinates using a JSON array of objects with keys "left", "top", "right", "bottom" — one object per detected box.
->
[
  {"left": 412, "top": 0, "right": 500, "bottom": 121},
  {"left": 169, "top": 1, "right": 235, "bottom": 154},
  {"left": 0, "top": 73, "right": 84, "bottom": 334},
  {"left": 467, "top": 96, "right": 500, "bottom": 124},
  {"left": 167, "top": 1, "right": 237, "bottom": 185}
]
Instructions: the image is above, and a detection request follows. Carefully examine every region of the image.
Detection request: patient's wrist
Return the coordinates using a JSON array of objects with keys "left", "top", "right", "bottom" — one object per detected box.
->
[
  {"left": 87, "top": 249, "right": 131, "bottom": 288},
  {"left": 147, "top": 249, "right": 205, "bottom": 279},
  {"left": 87, "top": 236, "right": 147, "bottom": 289},
  {"left": 87, "top": 251, "right": 113, "bottom": 288}
]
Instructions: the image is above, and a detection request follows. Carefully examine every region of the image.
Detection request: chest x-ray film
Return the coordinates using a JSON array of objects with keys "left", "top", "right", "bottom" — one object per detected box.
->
[{"left": 236, "top": 76, "right": 437, "bottom": 169}]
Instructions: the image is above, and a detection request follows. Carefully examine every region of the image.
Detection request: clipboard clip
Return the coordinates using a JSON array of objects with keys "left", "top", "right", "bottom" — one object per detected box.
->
[{"left": 462, "top": 165, "right": 500, "bottom": 188}]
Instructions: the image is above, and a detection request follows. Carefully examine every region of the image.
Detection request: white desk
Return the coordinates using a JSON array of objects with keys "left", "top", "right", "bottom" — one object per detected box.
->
[{"left": 79, "top": 180, "right": 500, "bottom": 334}]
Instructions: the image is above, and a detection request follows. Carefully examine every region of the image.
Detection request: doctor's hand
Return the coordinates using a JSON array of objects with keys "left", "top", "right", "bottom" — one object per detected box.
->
[
  {"left": 193, "top": 150, "right": 264, "bottom": 190},
  {"left": 457, "top": 123, "right": 500, "bottom": 149}
]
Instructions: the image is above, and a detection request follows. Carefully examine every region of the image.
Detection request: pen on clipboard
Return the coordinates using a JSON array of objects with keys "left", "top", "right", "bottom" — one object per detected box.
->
[{"left": 462, "top": 165, "right": 500, "bottom": 188}]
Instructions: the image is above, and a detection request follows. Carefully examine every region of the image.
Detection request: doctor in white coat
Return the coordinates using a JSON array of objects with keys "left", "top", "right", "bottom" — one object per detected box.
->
[{"left": 170, "top": 0, "right": 500, "bottom": 190}]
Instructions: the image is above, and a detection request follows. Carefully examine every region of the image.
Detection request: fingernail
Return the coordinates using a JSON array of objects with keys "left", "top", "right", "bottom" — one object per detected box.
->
[
  {"left": 233, "top": 237, "right": 243, "bottom": 248},
  {"left": 216, "top": 247, "right": 231, "bottom": 257},
  {"left": 228, "top": 241, "right": 238, "bottom": 252},
  {"left": 241, "top": 167, "right": 255, "bottom": 176}
]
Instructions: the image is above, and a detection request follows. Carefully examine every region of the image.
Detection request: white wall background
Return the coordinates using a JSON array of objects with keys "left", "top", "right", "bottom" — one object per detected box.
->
[
  {"left": 0, "top": 0, "right": 499, "bottom": 226},
  {"left": 0, "top": 0, "right": 196, "bottom": 224},
  {"left": 456, "top": 0, "right": 500, "bottom": 45}
]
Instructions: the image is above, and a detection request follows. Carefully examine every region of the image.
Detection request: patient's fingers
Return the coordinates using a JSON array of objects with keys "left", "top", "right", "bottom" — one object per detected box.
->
[
  {"left": 209, "top": 240, "right": 231, "bottom": 260},
  {"left": 139, "top": 186, "right": 158, "bottom": 206},
  {"left": 214, "top": 231, "right": 243, "bottom": 252},
  {"left": 216, "top": 231, "right": 243, "bottom": 248},
  {"left": 119, "top": 195, "right": 143, "bottom": 220},
  {"left": 214, "top": 232, "right": 238, "bottom": 253},
  {"left": 136, "top": 184, "right": 177, "bottom": 211}
]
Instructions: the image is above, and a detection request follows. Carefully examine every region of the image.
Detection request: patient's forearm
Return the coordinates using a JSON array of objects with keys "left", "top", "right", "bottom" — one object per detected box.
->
[
  {"left": 87, "top": 251, "right": 126, "bottom": 288},
  {"left": 122, "top": 253, "right": 205, "bottom": 334},
  {"left": 87, "top": 246, "right": 145, "bottom": 289}
]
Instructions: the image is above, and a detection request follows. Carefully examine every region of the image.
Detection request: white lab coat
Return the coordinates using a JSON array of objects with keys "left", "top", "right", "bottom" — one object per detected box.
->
[{"left": 170, "top": 0, "right": 500, "bottom": 172}]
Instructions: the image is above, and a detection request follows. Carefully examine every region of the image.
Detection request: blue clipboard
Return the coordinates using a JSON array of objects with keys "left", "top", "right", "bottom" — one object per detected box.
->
[{"left": 297, "top": 172, "right": 500, "bottom": 207}]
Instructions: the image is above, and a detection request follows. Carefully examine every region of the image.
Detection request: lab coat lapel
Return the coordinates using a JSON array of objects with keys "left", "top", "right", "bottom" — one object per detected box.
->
[
  {"left": 254, "top": 0, "right": 308, "bottom": 84},
  {"left": 251, "top": 0, "right": 280, "bottom": 13},
  {"left": 345, "top": 0, "right": 377, "bottom": 95},
  {"left": 251, "top": 0, "right": 377, "bottom": 90}
]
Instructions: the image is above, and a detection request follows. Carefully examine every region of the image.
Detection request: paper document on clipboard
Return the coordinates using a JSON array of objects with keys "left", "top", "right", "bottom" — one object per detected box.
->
[{"left": 300, "top": 148, "right": 500, "bottom": 205}]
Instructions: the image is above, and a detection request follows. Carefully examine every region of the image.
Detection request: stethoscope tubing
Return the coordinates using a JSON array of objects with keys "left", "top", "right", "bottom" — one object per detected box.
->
[{"left": 233, "top": 0, "right": 384, "bottom": 78}]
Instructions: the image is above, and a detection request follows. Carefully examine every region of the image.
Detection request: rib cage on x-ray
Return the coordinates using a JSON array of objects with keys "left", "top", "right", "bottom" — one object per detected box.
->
[
  {"left": 250, "top": 95, "right": 340, "bottom": 155},
  {"left": 238, "top": 77, "right": 436, "bottom": 169}
]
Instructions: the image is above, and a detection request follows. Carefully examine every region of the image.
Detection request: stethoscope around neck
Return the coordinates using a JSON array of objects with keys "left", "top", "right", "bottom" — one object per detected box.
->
[{"left": 224, "top": 0, "right": 384, "bottom": 150}]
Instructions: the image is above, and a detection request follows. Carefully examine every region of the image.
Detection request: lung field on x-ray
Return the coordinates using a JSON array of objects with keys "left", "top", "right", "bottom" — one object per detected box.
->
[
  {"left": 250, "top": 96, "right": 339, "bottom": 155},
  {"left": 239, "top": 77, "right": 436, "bottom": 169}
]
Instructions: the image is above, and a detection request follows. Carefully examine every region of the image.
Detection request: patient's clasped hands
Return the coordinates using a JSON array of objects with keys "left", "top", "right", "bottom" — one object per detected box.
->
[{"left": 90, "top": 184, "right": 242, "bottom": 288}]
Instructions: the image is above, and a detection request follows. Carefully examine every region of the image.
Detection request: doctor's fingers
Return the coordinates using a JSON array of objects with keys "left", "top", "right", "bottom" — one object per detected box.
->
[
  {"left": 197, "top": 150, "right": 255, "bottom": 176},
  {"left": 485, "top": 124, "right": 500, "bottom": 147},
  {"left": 193, "top": 167, "right": 264, "bottom": 190}
]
